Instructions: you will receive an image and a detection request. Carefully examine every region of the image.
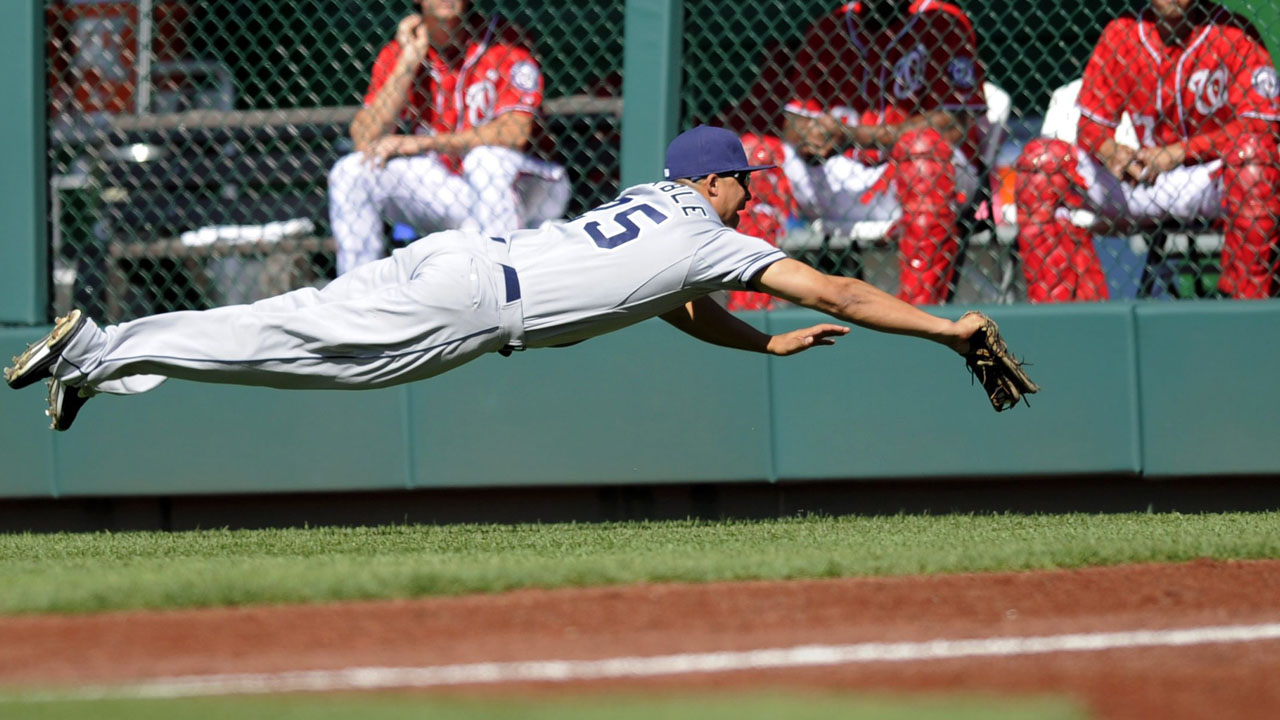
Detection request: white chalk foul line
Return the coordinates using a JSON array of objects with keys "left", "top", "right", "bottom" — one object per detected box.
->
[{"left": 44, "top": 622, "right": 1280, "bottom": 700}]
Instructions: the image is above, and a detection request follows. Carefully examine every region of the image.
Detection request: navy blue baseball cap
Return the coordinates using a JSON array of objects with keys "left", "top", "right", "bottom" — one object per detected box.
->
[{"left": 663, "top": 125, "right": 776, "bottom": 180}]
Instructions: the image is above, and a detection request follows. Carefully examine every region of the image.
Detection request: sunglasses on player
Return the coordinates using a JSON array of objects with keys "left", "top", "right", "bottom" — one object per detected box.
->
[{"left": 691, "top": 171, "right": 751, "bottom": 185}]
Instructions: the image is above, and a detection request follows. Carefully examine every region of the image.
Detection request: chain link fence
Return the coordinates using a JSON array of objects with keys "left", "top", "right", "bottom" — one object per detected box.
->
[
  {"left": 44, "top": 1, "right": 1280, "bottom": 321},
  {"left": 46, "top": 0, "right": 622, "bottom": 321},
  {"left": 688, "top": 0, "right": 1280, "bottom": 305}
]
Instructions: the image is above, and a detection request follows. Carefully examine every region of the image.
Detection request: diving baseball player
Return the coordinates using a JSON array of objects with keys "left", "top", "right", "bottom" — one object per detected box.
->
[
  {"left": 7, "top": 127, "right": 989, "bottom": 431},
  {"left": 1015, "top": 0, "right": 1280, "bottom": 301},
  {"left": 327, "top": 0, "right": 570, "bottom": 275}
]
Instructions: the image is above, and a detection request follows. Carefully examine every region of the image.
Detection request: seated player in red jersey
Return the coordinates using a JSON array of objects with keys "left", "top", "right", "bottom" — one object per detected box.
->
[{"left": 1015, "top": 0, "right": 1280, "bottom": 301}]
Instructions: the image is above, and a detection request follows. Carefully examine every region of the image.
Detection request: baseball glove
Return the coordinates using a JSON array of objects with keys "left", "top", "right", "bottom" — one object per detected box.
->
[{"left": 961, "top": 311, "right": 1040, "bottom": 412}]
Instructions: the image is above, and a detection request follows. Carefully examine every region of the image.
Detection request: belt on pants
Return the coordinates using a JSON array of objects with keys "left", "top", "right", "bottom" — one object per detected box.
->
[
  {"left": 500, "top": 263, "right": 521, "bottom": 303},
  {"left": 489, "top": 236, "right": 525, "bottom": 356}
]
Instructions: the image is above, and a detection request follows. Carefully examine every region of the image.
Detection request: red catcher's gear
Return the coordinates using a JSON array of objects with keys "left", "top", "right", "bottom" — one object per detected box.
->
[
  {"left": 1219, "top": 132, "right": 1280, "bottom": 298},
  {"left": 868, "top": 128, "right": 961, "bottom": 305},
  {"left": 730, "top": 134, "right": 798, "bottom": 311},
  {"left": 1014, "top": 138, "right": 1109, "bottom": 303}
]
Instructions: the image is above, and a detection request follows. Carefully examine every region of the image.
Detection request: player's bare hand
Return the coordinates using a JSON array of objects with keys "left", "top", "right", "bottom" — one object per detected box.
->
[
  {"left": 1102, "top": 143, "right": 1139, "bottom": 181},
  {"left": 945, "top": 311, "right": 987, "bottom": 355},
  {"left": 1133, "top": 144, "right": 1185, "bottom": 183},
  {"left": 395, "top": 14, "right": 430, "bottom": 65},
  {"left": 785, "top": 115, "right": 837, "bottom": 162},
  {"left": 813, "top": 114, "right": 849, "bottom": 150},
  {"left": 766, "top": 323, "right": 850, "bottom": 356},
  {"left": 362, "top": 135, "right": 421, "bottom": 169}
]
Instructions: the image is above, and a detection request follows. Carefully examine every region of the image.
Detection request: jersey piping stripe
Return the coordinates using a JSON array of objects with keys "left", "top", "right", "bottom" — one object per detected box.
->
[
  {"left": 1173, "top": 13, "right": 1219, "bottom": 139},
  {"left": 1241, "top": 110, "right": 1280, "bottom": 120},
  {"left": 739, "top": 252, "right": 789, "bottom": 289},
  {"left": 843, "top": 5, "right": 867, "bottom": 56},
  {"left": 96, "top": 326, "right": 502, "bottom": 369},
  {"left": 493, "top": 105, "right": 540, "bottom": 118},
  {"left": 1136, "top": 12, "right": 1165, "bottom": 117},
  {"left": 1079, "top": 106, "right": 1119, "bottom": 128},
  {"left": 451, "top": 15, "right": 499, "bottom": 132}
]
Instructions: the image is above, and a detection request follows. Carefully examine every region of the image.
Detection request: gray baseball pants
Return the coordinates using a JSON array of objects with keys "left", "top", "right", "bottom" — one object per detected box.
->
[{"left": 53, "top": 231, "right": 526, "bottom": 395}]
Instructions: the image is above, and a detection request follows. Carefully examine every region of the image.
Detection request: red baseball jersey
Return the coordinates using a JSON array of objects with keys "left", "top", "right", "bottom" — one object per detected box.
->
[
  {"left": 363, "top": 15, "right": 543, "bottom": 136},
  {"left": 785, "top": 0, "right": 987, "bottom": 162},
  {"left": 1078, "top": 5, "right": 1280, "bottom": 149}
]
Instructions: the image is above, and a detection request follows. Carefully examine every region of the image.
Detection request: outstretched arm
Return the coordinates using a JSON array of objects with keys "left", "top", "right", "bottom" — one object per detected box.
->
[
  {"left": 359, "top": 112, "right": 534, "bottom": 169},
  {"left": 659, "top": 295, "right": 849, "bottom": 356},
  {"left": 753, "top": 258, "right": 982, "bottom": 354}
]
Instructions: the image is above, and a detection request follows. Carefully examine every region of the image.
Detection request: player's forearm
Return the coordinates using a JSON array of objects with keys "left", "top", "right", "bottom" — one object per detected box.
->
[
  {"left": 1184, "top": 119, "right": 1273, "bottom": 162},
  {"left": 842, "top": 111, "right": 963, "bottom": 149},
  {"left": 757, "top": 259, "right": 959, "bottom": 348},
  {"left": 422, "top": 113, "right": 534, "bottom": 156},
  {"left": 916, "top": 110, "right": 968, "bottom": 146},
  {"left": 659, "top": 298, "right": 771, "bottom": 353},
  {"left": 840, "top": 123, "right": 897, "bottom": 148},
  {"left": 350, "top": 64, "right": 418, "bottom": 150},
  {"left": 1078, "top": 117, "right": 1126, "bottom": 161},
  {"left": 818, "top": 277, "right": 957, "bottom": 346}
]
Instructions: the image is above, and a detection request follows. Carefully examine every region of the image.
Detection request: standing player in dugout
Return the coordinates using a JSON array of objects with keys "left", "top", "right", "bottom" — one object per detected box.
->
[
  {"left": 1015, "top": 0, "right": 1280, "bottom": 301},
  {"left": 6, "top": 128, "right": 1036, "bottom": 432}
]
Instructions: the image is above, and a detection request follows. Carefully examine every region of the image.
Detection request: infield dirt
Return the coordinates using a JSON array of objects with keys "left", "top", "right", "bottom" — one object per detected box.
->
[{"left": 4, "top": 558, "right": 1280, "bottom": 720}]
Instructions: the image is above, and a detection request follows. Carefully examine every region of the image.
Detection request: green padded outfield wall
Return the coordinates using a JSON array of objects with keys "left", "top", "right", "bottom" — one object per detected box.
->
[
  {"left": 0, "top": 2, "right": 46, "bottom": 324},
  {"left": 3, "top": 302, "right": 1279, "bottom": 499}
]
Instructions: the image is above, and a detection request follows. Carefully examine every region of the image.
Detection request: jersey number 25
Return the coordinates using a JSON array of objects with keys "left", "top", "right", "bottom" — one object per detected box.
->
[{"left": 582, "top": 197, "right": 669, "bottom": 249}]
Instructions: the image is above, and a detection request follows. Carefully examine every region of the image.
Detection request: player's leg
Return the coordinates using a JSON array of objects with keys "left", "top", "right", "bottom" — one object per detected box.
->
[
  {"left": 461, "top": 146, "right": 533, "bottom": 235},
  {"left": 1218, "top": 133, "right": 1280, "bottom": 298},
  {"left": 1014, "top": 139, "right": 1109, "bottom": 302},
  {"left": 884, "top": 127, "right": 965, "bottom": 305},
  {"left": 779, "top": 142, "right": 830, "bottom": 221},
  {"left": 328, "top": 152, "right": 476, "bottom": 275},
  {"left": 511, "top": 155, "right": 571, "bottom": 228},
  {"left": 27, "top": 239, "right": 462, "bottom": 429},
  {"left": 328, "top": 152, "right": 390, "bottom": 274},
  {"left": 1099, "top": 155, "right": 1234, "bottom": 296},
  {"left": 781, "top": 146, "right": 895, "bottom": 227},
  {"left": 48, "top": 240, "right": 512, "bottom": 392}
]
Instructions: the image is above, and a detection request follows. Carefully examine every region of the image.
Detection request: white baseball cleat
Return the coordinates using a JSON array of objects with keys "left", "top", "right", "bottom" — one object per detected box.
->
[
  {"left": 4, "top": 309, "right": 85, "bottom": 390},
  {"left": 46, "top": 378, "right": 93, "bottom": 432}
]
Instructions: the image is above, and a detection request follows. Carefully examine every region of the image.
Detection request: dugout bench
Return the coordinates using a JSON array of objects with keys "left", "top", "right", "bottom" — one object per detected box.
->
[{"left": 58, "top": 96, "right": 621, "bottom": 323}]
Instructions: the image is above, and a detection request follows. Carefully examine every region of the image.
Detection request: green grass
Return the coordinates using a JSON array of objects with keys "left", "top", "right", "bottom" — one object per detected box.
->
[
  {"left": 0, "top": 691, "right": 1086, "bottom": 720},
  {"left": 2, "top": 512, "right": 1279, "bottom": 614}
]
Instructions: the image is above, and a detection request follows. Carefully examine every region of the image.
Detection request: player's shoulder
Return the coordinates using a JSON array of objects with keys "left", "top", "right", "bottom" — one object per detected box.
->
[
  {"left": 1098, "top": 11, "right": 1143, "bottom": 41},
  {"left": 372, "top": 39, "right": 402, "bottom": 64},
  {"left": 1201, "top": 5, "right": 1268, "bottom": 46}
]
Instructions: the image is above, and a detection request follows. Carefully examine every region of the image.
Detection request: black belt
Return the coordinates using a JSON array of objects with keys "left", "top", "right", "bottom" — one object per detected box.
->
[
  {"left": 491, "top": 236, "right": 521, "bottom": 304},
  {"left": 497, "top": 266, "right": 522, "bottom": 356},
  {"left": 492, "top": 236, "right": 522, "bottom": 356},
  {"left": 501, "top": 263, "right": 521, "bottom": 303}
]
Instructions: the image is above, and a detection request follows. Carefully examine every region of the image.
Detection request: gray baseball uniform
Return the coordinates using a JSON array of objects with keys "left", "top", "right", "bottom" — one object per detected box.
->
[{"left": 50, "top": 182, "right": 786, "bottom": 396}]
